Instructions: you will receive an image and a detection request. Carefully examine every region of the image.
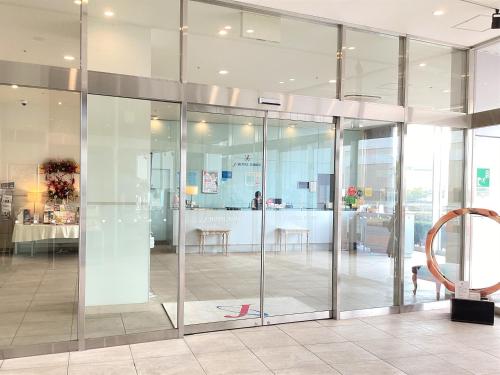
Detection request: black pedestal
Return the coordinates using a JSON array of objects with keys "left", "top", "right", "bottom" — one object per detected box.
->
[{"left": 451, "top": 297, "right": 495, "bottom": 325}]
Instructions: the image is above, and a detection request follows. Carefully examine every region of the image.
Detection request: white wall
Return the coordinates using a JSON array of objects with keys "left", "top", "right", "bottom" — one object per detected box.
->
[{"left": 475, "top": 49, "right": 500, "bottom": 112}]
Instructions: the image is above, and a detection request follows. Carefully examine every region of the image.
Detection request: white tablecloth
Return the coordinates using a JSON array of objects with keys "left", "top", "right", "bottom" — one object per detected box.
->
[{"left": 12, "top": 223, "right": 79, "bottom": 243}]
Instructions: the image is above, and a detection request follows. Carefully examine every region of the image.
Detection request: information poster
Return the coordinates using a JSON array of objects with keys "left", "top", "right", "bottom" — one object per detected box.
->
[{"left": 202, "top": 170, "right": 218, "bottom": 193}]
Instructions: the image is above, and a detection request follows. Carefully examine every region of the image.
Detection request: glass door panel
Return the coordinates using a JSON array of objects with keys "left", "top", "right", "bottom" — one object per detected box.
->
[
  {"left": 340, "top": 119, "right": 399, "bottom": 311},
  {"left": 86, "top": 96, "right": 179, "bottom": 337},
  {"left": 471, "top": 125, "right": 500, "bottom": 307},
  {"left": 185, "top": 108, "right": 264, "bottom": 326},
  {"left": 264, "top": 115, "right": 335, "bottom": 316}
]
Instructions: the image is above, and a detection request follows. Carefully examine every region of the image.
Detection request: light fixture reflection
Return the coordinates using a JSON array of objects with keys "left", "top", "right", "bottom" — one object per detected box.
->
[
  {"left": 246, "top": 29, "right": 255, "bottom": 33},
  {"left": 218, "top": 30, "right": 228, "bottom": 36},
  {"left": 219, "top": 70, "right": 229, "bottom": 75},
  {"left": 74, "top": 0, "right": 81, "bottom": 4},
  {"left": 64, "top": 55, "right": 75, "bottom": 61},
  {"left": 224, "top": 25, "right": 232, "bottom": 30},
  {"left": 289, "top": 78, "right": 295, "bottom": 81},
  {"left": 11, "top": 84, "right": 18, "bottom": 89},
  {"left": 419, "top": 62, "right": 427, "bottom": 67},
  {"left": 328, "top": 79, "right": 336, "bottom": 84},
  {"left": 104, "top": 10, "right": 114, "bottom": 17},
  {"left": 433, "top": 10, "right": 444, "bottom": 16}
]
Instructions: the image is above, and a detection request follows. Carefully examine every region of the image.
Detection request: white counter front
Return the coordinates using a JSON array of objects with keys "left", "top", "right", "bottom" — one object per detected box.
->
[{"left": 172, "top": 209, "right": 333, "bottom": 249}]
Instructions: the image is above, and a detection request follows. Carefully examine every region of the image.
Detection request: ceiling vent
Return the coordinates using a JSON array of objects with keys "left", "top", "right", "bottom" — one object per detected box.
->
[
  {"left": 453, "top": 15, "right": 491, "bottom": 32},
  {"left": 344, "top": 94, "right": 382, "bottom": 102}
]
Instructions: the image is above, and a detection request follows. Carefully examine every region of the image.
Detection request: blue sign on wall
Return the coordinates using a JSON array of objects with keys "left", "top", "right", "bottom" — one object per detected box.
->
[{"left": 221, "top": 170, "right": 232, "bottom": 180}]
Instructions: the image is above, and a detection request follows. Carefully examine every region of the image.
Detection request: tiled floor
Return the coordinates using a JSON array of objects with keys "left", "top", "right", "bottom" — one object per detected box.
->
[
  {"left": 0, "top": 243, "right": 459, "bottom": 348},
  {"left": 0, "top": 309, "right": 499, "bottom": 374}
]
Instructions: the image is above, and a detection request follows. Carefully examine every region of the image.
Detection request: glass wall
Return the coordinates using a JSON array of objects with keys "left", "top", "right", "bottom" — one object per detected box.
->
[
  {"left": 88, "top": 0, "right": 180, "bottom": 79},
  {"left": 475, "top": 41, "right": 500, "bottom": 112},
  {"left": 403, "top": 125, "right": 464, "bottom": 304},
  {"left": 0, "top": 85, "right": 80, "bottom": 348},
  {"left": 86, "top": 96, "right": 179, "bottom": 336},
  {"left": 342, "top": 29, "right": 400, "bottom": 105},
  {"left": 188, "top": 1, "right": 338, "bottom": 98},
  {"left": 470, "top": 125, "right": 500, "bottom": 307},
  {"left": 0, "top": 0, "right": 80, "bottom": 68},
  {"left": 264, "top": 116, "right": 335, "bottom": 315},
  {"left": 184, "top": 110, "right": 264, "bottom": 325},
  {"left": 340, "top": 119, "right": 399, "bottom": 311},
  {"left": 408, "top": 40, "right": 467, "bottom": 112}
]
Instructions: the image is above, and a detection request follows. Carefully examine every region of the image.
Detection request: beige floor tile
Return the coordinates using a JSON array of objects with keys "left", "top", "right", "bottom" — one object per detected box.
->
[
  {"left": 331, "top": 359, "right": 405, "bottom": 375},
  {"left": 196, "top": 349, "right": 269, "bottom": 375},
  {"left": 355, "top": 338, "right": 429, "bottom": 359},
  {"left": 130, "top": 338, "right": 191, "bottom": 359},
  {"left": 253, "top": 345, "right": 324, "bottom": 370},
  {"left": 69, "top": 360, "right": 137, "bottom": 375},
  {"left": 185, "top": 331, "right": 246, "bottom": 354},
  {"left": 437, "top": 349, "right": 500, "bottom": 374},
  {"left": 280, "top": 327, "right": 347, "bottom": 345},
  {"left": 306, "top": 342, "right": 378, "bottom": 365},
  {"left": 1, "top": 353, "right": 69, "bottom": 370},
  {"left": 135, "top": 354, "right": 204, "bottom": 375},
  {"left": 69, "top": 345, "right": 132, "bottom": 365},
  {"left": 273, "top": 364, "right": 340, "bottom": 374},
  {"left": 330, "top": 325, "right": 393, "bottom": 341},
  {"left": 234, "top": 328, "right": 299, "bottom": 350},
  {"left": 0, "top": 366, "right": 68, "bottom": 375},
  {"left": 386, "top": 354, "right": 473, "bottom": 375}
]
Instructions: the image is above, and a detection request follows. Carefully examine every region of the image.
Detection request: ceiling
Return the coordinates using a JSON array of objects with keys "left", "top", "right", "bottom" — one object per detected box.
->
[{"left": 237, "top": 0, "right": 500, "bottom": 47}]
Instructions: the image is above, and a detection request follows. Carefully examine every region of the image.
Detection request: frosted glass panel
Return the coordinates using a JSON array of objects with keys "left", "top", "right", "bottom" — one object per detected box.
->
[{"left": 86, "top": 95, "right": 179, "bottom": 337}]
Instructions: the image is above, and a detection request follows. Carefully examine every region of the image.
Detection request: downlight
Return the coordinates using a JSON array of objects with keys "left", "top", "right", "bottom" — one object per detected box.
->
[{"left": 493, "top": 9, "right": 500, "bottom": 29}]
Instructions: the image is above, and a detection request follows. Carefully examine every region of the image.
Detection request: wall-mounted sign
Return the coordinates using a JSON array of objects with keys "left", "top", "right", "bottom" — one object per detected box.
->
[
  {"left": 0, "top": 182, "right": 14, "bottom": 189},
  {"left": 233, "top": 154, "right": 262, "bottom": 168},
  {"left": 477, "top": 168, "right": 490, "bottom": 188},
  {"left": 221, "top": 171, "right": 232, "bottom": 180},
  {"left": 202, "top": 170, "right": 218, "bottom": 194}
]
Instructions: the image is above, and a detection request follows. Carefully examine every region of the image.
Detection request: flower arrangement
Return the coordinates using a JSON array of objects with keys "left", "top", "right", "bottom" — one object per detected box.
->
[
  {"left": 343, "top": 186, "right": 363, "bottom": 209},
  {"left": 41, "top": 159, "right": 79, "bottom": 201}
]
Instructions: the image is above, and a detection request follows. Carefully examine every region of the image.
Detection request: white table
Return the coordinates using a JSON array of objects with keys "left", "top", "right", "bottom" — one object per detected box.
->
[
  {"left": 12, "top": 223, "right": 79, "bottom": 256},
  {"left": 197, "top": 228, "right": 230, "bottom": 255},
  {"left": 277, "top": 227, "right": 310, "bottom": 253}
]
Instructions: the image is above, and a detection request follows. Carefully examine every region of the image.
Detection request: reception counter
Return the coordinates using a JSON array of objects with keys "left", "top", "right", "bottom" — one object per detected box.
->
[{"left": 172, "top": 208, "right": 334, "bottom": 251}]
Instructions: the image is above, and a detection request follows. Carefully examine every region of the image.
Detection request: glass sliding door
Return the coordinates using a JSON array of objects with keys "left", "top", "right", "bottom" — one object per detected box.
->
[
  {"left": 184, "top": 107, "right": 264, "bottom": 326},
  {"left": 264, "top": 114, "right": 335, "bottom": 317},
  {"left": 86, "top": 96, "right": 179, "bottom": 337},
  {"left": 470, "top": 125, "right": 500, "bottom": 307},
  {"left": 340, "top": 119, "right": 399, "bottom": 311},
  {"left": 403, "top": 125, "right": 464, "bottom": 304}
]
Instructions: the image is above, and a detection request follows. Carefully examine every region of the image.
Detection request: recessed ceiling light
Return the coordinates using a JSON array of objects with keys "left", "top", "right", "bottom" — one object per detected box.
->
[
  {"left": 328, "top": 79, "right": 336, "bottom": 84},
  {"left": 104, "top": 10, "right": 114, "bottom": 17},
  {"left": 218, "top": 70, "right": 229, "bottom": 75},
  {"left": 247, "top": 122, "right": 253, "bottom": 126},
  {"left": 152, "top": 116, "right": 159, "bottom": 120},
  {"left": 246, "top": 29, "right": 255, "bottom": 34},
  {"left": 289, "top": 78, "right": 295, "bottom": 81},
  {"left": 279, "top": 81, "right": 285, "bottom": 84},
  {"left": 433, "top": 10, "right": 445, "bottom": 16},
  {"left": 443, "top": 89, "right": 451, "bottom": 93},
  {"left": 201, "top": 120, "right": 206, "bottom": 123},
  {"left": 74, "top": 0, "right": 81, "bottom": 4},
  {"left": 11, "top": 84, "right": 18, "bottom": 89},
  {"left": 419, "top": 62, "right": 427, "bottom": 67},
  {"left": 347, "top": 46, "right": 356, "bottom": 50},
  {"left": 58, "top": 102, "right": 62, "bottom": 105},
  {"left": 64, "top": 55, "right": 75, "bottom": 61},
  {"left": 224, "top": 25, "right": 232, "bottom": 30},
  {"left": 218, "top": 30, "right": 228, "bottom": 36}
]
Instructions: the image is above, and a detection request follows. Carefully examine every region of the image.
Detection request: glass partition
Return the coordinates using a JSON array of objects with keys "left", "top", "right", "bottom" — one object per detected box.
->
[
  {"left": 86, "top": 96, "right": 179, "bottom": 337},
  {"left": 342, "top": 29, "right": 400, "bottom": 105},
  {"left": 188, "top": 1, "right": 338, "bottom": 98},
  {"left": 184, "top": 109, "right": 264, "bottom": 325},
  {"left": 0, "top": 85, "right": 80, "bottom": 348},
  {"left": 408, "top": 40, "right": 467, "bottom": 112},
  {"left": 470, "top": 125, "right": 500, "bottom": 307},
  {"left": 475, "top": 42, "right": 500, "bottom": 112},
  {"left": 403, "top": 125, "right": 464, "bottom": 304},
  {"left": 340, "top": 119, "right": 399, "bottom": 311},
  {"left": 0, "top": 0, "right": 80, "bottom": 68},
  {"left": 264, "top": 115, "right": 335, "bottom": 316},
  {"left": 88, "top": 0, "right": 180, "bottom": 79}
]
